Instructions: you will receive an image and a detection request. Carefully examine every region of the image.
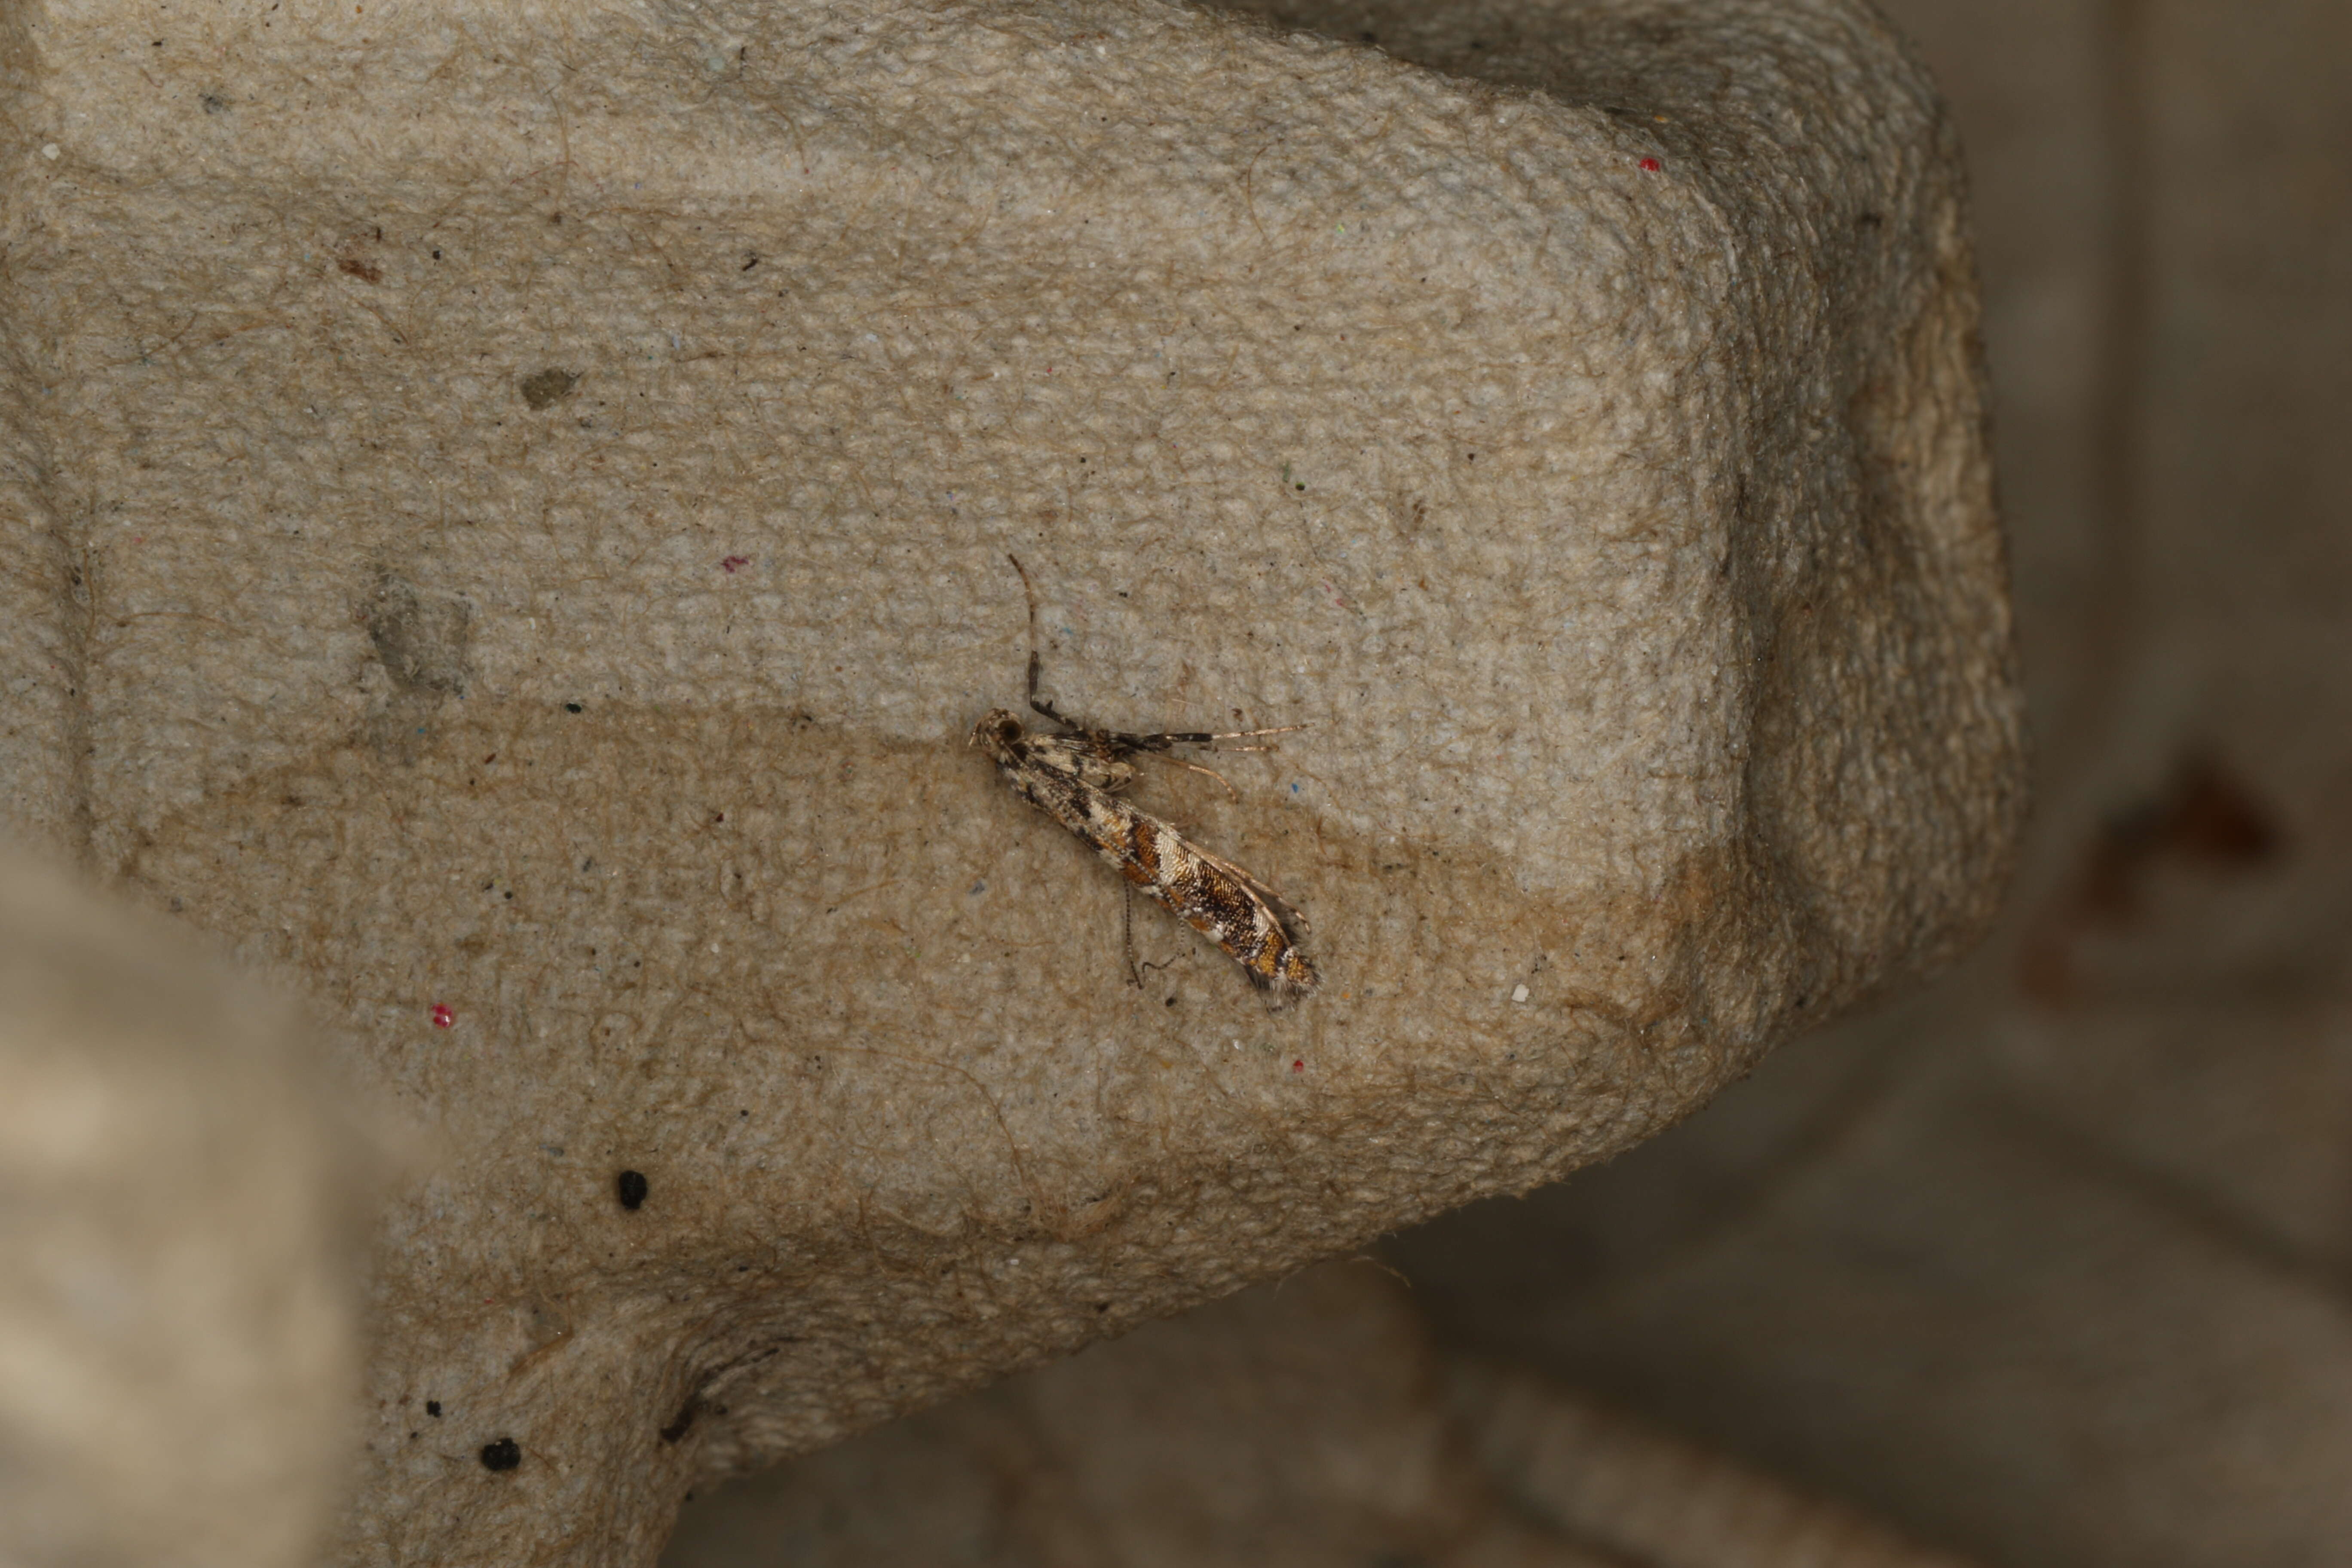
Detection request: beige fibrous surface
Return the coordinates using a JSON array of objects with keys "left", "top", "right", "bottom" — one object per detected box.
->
[
  {"left": 0, "top": 0, "right": 2020, "bottom": 1562},
  {"left": 0, "top": 848, "right": 362, "bottom": 1568}
]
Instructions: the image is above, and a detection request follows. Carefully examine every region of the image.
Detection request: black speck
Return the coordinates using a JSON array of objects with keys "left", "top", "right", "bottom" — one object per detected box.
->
[
  {"left": 617, "top": 1170, "right": 649, "bottom": 1210},
  {"left": 1095, "top": 1301, "right": 1112, "bottom": 1312},
  {"left": 200, "top": 92, "right": 229, "bottom": 113},
  {"left": 480, "top": 1437, "right": 522, "bottom": 1472},
  {"left": 741, "top": 253, "right": 760, "bottom": 272},
  {"left": 564, "top": 701, "right": 583, "bottom": 714},
  {"left": 659, "top": 1400, "right": 698, "bottom": 1443},
  {"left": 426, "top": 1400, "right": 442, "bottom": 1416},
  {"left": 1359, "top": 28, "right": 1377, "bottom": 41}
]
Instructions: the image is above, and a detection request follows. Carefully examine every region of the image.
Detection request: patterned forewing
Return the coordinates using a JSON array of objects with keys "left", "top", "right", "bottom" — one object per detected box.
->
[{"left": 973, "top": 710, "right": 1317, "bottom": 1000}]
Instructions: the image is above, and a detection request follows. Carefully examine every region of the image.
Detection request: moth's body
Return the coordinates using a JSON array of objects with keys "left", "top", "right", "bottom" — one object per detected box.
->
[{"left": 972, "top": 707, "right": 1318, "bottom": 1003}]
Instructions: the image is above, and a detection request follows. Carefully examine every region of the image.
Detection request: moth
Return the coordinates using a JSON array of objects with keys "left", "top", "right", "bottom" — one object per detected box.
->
[{"left": 970, "top": 556, "right": 1318, "bottom": 1004}]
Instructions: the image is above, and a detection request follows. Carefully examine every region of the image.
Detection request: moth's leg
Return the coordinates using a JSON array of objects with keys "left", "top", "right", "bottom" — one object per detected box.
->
[
  {"left": 1162, "top": 754, "right": 1243, "bottom": 802},
  {"left": 1010, "top": 552, "right": 1041, "bottom": 656},
  {"left": 1107, "top": 723, "right": 1311, "bottom": 799},
  {"left": 1010, "top": 552, "right": 1078, "bottom": 727},
  {"left": 1121, "top": 884, "right": 1142, "bottom": 989},
  {"left": 1104, "top": 723, "right": 1308, "bottom": 753},
  {"left": 1124, "top": 894, "right": 1181, "bottom": 990},
  {"left": 1025, "top": 651, "right": 1078, "bottom": 727},
  {"left": 1023, "top": 648, "right": 1086, "bottom": 732}
]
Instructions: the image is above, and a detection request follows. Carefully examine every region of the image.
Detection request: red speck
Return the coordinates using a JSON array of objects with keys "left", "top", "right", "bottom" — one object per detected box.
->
[
  {"left": 431, "top": 1003, "right": 455, "bottom": 1029},
  {"left": 720, "top": 555, "right": 750, "bottom": 574},
  {"left": 1291, "top": 1059, "right": 1305, "bottom": 1073},
  {"left": 1639, "top": 157, "right": 1662, "bottom": 172}
]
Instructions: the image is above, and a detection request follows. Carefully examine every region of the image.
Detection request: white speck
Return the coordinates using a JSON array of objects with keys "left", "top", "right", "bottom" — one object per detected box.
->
[
  {"left": 1231, "top": 1038, "right": 1241, "bottom": 1050},
  {"left": 40, "top": 144, "right": 58, "bottom": 160},
  {"left": 1511, "top": 984, "right": 1530, "bottom": 1003}
]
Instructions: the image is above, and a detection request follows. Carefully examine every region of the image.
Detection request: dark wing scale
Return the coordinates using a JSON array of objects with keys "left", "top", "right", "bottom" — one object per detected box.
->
[{"left": 1177, "top": 840, "right": 1318, "bottom": 1001}]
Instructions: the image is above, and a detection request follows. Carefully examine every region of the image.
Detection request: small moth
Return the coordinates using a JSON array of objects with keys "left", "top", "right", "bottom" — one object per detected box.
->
[{"left": 971, "top": 556, "right": 1318, "bottom": 1004}]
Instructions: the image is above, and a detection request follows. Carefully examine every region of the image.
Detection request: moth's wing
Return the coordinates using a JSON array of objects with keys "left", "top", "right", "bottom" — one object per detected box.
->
[
  {"left": 1023, "top": 731, "right": 1139, "bottom": 793},
  {"left": 1186, "top": 841, "right": 1318, "bottom": 1006},
  {"left": 1185, "top": 840, "right": 1313, "bottom": 941}
]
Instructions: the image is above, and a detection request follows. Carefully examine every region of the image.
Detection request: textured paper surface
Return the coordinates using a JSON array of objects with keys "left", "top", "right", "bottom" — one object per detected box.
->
[{"left": 0, "top": 0, "right": 2021, "bottom": 1561}]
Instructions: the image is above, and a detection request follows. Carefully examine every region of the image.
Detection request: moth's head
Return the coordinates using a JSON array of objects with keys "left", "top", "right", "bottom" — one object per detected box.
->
[{"left": 970, "top": 709, "right": 1026, "bottom": 761}]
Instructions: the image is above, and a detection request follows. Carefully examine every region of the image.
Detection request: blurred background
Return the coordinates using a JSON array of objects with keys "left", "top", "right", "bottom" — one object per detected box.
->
[{"left": 667, "top": 3, "right": 2352, "bottom": 1563}]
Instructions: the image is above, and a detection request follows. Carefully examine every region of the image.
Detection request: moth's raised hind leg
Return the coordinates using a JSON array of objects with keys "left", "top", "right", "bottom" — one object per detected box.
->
[
  {"left": 1009, "top": 552, "right": 1083, "bottom": 729},
  {"left": 1026, "top": 651, "right": 1078, "bottom": 729}
]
